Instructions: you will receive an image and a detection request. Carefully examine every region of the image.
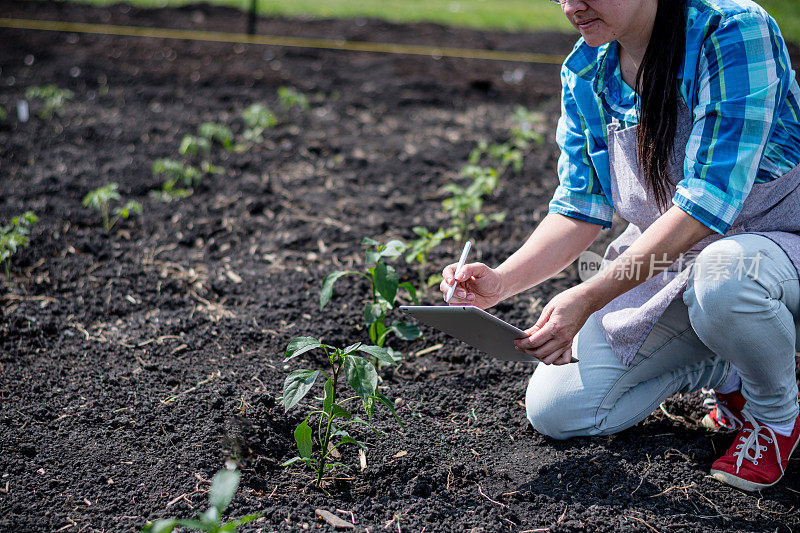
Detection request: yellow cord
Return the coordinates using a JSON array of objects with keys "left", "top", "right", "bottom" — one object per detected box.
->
[{"left": 0, "top": 17, "right": 566, "bottom": 64}]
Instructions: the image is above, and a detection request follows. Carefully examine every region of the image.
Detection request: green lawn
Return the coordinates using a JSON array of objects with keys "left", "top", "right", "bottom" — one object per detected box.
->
[{"left": 41, "top": 0, "right": 800, "bottom": 44}]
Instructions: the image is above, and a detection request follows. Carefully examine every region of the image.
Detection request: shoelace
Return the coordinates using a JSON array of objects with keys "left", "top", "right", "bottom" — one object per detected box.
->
[
  {"left": 733, "top": 410, "right": 783, "bottom": 475},
  {"left": 701, "top": 388, "right": 743, "bottom": 430}
]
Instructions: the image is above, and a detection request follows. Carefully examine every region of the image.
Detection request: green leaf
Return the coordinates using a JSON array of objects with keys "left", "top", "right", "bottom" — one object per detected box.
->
[
  {"left": 427, "top": 273, "right": 443, "bottom": 287},
  {"left": 375, "top": 392, "right": 405, "bottom": 429},
  {"left": 322, "top": 378, "right": 334, "bottom": 414},
  {"left": 380, "top": 240, "right": 407, "bottom": 259},
  {"left": 142, "top": 519, "right": 178, "bottom": 533},
  {"left": 365, "top": 249, "right": 380, "bottom": 265},
  {"left": 342, "top": 342, "right": 362, "bottom": 355},
  {"left": 294, "top": 419, "right": 313, "bottom": 459},
  {"left": 374, "top": 263, "right": 399, "bottom": 305},
  {"left": 284, "top": 337, "right": 322, "bottom": 361},
  {"left": 363, "top": 302, "right": 383, "bottom": 326},
  {"left": 281, "top": 456, "right": 304, "bottom": 466},
  {"left": 209, "top": 469, "right": 240, "bottom": 514},
  {"left": 344, "top": 356, "right": 378, "bottom": 405},
  {"left": 339, "top": 435, "right": 368, "bottom": 450},
  {"left": 361, "top": 236, "right": 380, "bottom": 247},
  {"left": 350, "top": 416, "right": 385, "bottom": 437},
  {"left": 174, "top": 519, "right": 206, "bottom": 531},
  {"left": 220, "top": 514, "right": 262, "bottom": 531},
  {"left": 320, "top": 270, "right": 353, "bottom": 309},
  {"left": 331, "top": 404, "right": 353, "bottom": 420},
  {"left": 390, "top": 321, "right": 422, "bottom": 341},
  {"left": 282, "top": 369, "right": 320, "bottom": 411},
  {"left": 386, "top": 347, "right": 404, "bottom": 363},
  {"left": 356, "top": 344, "right": 396, "bottom": 366},
  {"left": 412, "top": 226, "right": 428, "bottom": 237},
  {"left": 198, "top": 507, "right": 221, "bottom": 529},
  {"left": 398, "top": 281, "right": 419, "bottom": 305},
  {"left": 369, "top": 320, "right": 386, "bottom": 347}
]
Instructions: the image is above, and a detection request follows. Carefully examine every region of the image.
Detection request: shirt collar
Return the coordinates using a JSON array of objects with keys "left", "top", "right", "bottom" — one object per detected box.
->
[
  {"left": 596, "top": 41, "right": 639, "bottom": 122},
  {"left": 563, "top": 39, "right": 640, "bottom": 123}
]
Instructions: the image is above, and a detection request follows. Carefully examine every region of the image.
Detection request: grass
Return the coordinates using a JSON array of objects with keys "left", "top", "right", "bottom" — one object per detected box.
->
[{"left": 27, "top": 0, "right": 800, "bottom": 44}]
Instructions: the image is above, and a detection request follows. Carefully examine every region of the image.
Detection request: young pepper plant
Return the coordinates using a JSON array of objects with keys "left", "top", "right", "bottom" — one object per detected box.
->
[
  {"left": 442, "top": 165, "right": 506, "bottom": 246},
  {"left": 404, "top": 226, "right": 451, "bottom": 297},
  {"left": 240, "top": 103, "right": 277, "bottom": 143},
  {"left": 140, "top": 467, "right": 260, "bottom": 533},
  {"left": 151, "top": 158, "right": 202, "bottom": 199},
  {"left": 277, "top": 86, "right": 310, "bottom": 112},
  {"left": 0, "top": 211, "right": 38, "bottom": 277},
  {"left": 197, "top": 122, "right": 234, "bottom": 152},
  {"left": 320, "top": 238, "right": 421, "bottom": 354},
  {"left": 83, "top": 183, "right": 142, "bottom": 231},
  {"left": 25, "top": 85, "right": 73, "bottom": 120},
  {"left": 282, "top": 337, "right": 403, "bottom": 488}
]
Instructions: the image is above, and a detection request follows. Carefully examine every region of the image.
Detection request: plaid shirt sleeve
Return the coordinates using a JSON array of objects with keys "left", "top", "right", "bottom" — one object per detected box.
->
[
  {"left": 674, "top": 12, "right": 786, "bottom": 235},
  {"left": 549, "top": 67, "right": 614, "bottom": 230}
]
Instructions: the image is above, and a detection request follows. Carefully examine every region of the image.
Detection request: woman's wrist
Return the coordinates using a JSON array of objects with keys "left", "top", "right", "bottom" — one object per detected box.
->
[{"left": 493, "top": 265, "right": 517, "bottom": 302}]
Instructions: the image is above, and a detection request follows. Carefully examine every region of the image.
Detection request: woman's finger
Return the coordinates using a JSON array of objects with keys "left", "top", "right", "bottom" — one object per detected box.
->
[
  {"left": 442, "top": 263, "right": 459, "bottom": 285},
  {"left": 516, "top": 336, "right": 563, "bottom": 359},
  {"left": 445, "top": 287, "right": 476, "bottom": 305},
  {"left": 551, "top": 346, "right": 574, "bottom": 366},
  {"left": 453, "top": 262, "right": 490, "bottom": 282},
  {"left": 517, "top": 322, "right": 557, "bottom": 349},
  {"left": 543, "top": 344, "right": 571, "bottom": 365}
]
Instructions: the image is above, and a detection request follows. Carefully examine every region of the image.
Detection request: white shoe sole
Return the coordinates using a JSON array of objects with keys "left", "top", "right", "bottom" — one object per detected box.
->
[
  {"left": 700, "top": 414, "right": 740, "bottom": 432},
  {"left": 709, "top": 469, "right": 778, "bottom": 491}
]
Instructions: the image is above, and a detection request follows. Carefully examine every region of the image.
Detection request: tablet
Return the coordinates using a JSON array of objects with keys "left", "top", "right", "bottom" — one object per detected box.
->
[{"left": 399, "top": 305, "right": 577, "bottom": 363}]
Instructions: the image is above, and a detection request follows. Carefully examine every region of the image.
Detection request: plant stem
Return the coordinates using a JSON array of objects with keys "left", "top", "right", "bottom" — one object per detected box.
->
[
  {"left": 102, "top": 204, "right": 111, "bottom": 231},
  {"left": 316, "top": 361, "right": 338, "bottom": 487}
]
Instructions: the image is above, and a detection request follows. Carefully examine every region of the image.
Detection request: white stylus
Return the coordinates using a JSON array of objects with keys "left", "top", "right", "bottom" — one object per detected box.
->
[{"left": 445, "top": 240, "right": 472, "bottom": 303}]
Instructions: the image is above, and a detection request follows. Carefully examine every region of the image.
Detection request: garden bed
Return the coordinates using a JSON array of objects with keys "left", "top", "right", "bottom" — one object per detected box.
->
[{"left": 1, "top": 1, "right": 799, "bottom": 531}]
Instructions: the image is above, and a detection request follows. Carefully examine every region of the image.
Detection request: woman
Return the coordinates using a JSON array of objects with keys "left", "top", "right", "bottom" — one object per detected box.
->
[{"left": 441, "top": 0, "right": 800, "bottom": 491}]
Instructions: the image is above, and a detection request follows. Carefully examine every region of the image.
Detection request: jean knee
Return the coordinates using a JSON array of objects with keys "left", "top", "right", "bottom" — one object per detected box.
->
[
  {"left": 524, "top": 367, "right": 577, "bottom": 440},
  {"left": 684, "top": 237, "right": 771, "bottom": 327}
]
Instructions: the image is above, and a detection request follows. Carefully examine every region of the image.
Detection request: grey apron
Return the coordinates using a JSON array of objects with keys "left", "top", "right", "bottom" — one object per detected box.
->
[{"left": 595, "top": 99, "right": 800, "bottom": 366}]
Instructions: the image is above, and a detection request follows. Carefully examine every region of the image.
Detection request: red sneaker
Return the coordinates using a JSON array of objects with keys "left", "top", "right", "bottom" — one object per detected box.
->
[
  {"left": 701, "top": 388, "right": 745, "bottom": 431},
  {"left": 710, "top": 411, "right": 800, "bottom": 491}
]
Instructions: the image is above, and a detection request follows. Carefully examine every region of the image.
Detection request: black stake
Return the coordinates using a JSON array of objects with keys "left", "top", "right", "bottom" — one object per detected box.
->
[{"left": 247, "top": 0, "right": 257, "bottom": 35}]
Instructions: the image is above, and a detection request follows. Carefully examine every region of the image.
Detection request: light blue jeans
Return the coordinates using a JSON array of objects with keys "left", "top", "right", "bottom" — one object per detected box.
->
[{"left": 526, "top": 233, "right": 800, "bottom": 440}]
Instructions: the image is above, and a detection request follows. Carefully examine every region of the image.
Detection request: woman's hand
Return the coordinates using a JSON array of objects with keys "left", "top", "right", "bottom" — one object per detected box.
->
[
  {"left": 514, "top": 284, "right": 596, "bottom": 365},
  {"left": 439, "top": 262, "right": 505, "bottom": 310}
]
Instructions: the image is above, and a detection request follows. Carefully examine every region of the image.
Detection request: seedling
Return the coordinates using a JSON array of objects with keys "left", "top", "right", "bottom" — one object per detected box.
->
[
  {"left": 180, "top": 129, "right": 225, "bottom": 175},
  {"left": 278, "top": 86, "right": 309, "bottom": 112},
  {"left": 24, "top": 85, "right": 73, "bottom": 120},
  {"left": 442, "top": 165, "right": 506, "bottom": 245},
  {"left": 197, "top": 122, "right": 234, "bottom": 152},
  {"left": 0, "top": 106, "right": 7, "bottom": 122},
  {"left": 152, "top": 158, "right": 201, "bottom": 199},
  {"left": 510, "top": 105, "right": 546, "bottom": 147},
  {"left": 282, "top": 337, "right": 402, "bottom": 488},
  {"left": 469, "top": 140, "right": 523, "bottom": 175},
  {"left": 321, "top": 238, "right": 421, "bottom": 352},
  {"left": 0, "top": 211, "right": 37, "bottom": 277},
  {"left": 241, "top": 103, "right": 277, "bottom": 142},
  {"left": 179, "top": 135, "right": 211, "bottom": 159},
  {"left": 405, "top": 226, "right": 451, "bottom": 296},
  {"left": 469, "top": 106, "right": 546, "bottom": 176},
  {"left": 141, "top": 467, "right": 259, "bottom": 533},
  {"left": 82, "top": 183, "right": 142, "bottom": 231}
]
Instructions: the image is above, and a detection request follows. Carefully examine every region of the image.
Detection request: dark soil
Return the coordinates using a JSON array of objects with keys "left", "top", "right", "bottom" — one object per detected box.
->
[{"left": 1, "top": 1, "right": 799, "bottom": 531}]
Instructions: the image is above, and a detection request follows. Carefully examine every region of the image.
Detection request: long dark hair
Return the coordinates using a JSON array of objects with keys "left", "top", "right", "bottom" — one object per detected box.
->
[{"left": 635, "top": 0, "right": 687, "bottom": 213}]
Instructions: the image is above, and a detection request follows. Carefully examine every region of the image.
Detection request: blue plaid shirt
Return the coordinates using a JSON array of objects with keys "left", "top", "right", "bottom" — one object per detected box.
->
[{"left": 549, "top": 0, "right": 800, "bottom": 234}]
